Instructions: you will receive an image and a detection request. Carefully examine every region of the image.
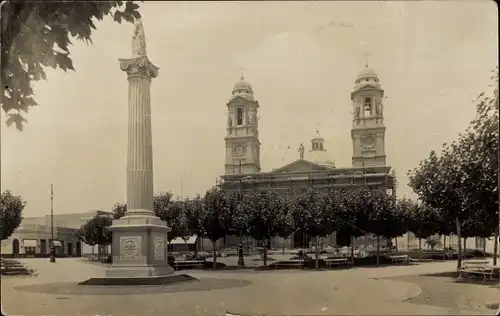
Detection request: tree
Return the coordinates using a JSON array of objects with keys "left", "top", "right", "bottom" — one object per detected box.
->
[
  {"left": 77, "top": 222, "right": 98, "bottom": 256},
  {"left": 201, "top": 187, "right": 232, "bottom": 268},
  {"left": 461, "top": 68, "right": 499, "bottom": 262},
  {"left": 160, "top": 199, "right": 188, "bottom": 254},
  {"left": 81, "top": 214, "right": 112, "bottom": 259},
  {"left": 184, "top": 195, "right": 204, "bottom": 256},
  {"left": 291, "top": 189, "right": 338, "bottom": 269},
  {"left": 153, "top": 191, "right": 173, "bottom": 219},
  {"left": 226, "top": 192, "right": 249, "bottom": 243},
  {"left": 1, "top": 1, "right": 142, "bottom": 130},
  {"left": 335, "top": 188, "right": 371, "bottom": 264},
  {"left": 399, "top": 199, "right": 439, "bottom": 256},
  {"left": 240, "top": 191, "right": 287, "bottom": 267},
  {"left": 426, "top": 235, "right": 440, "bottom": 251},
  {"left": 364, "top": 189, "right": 403, "bottom": 265},
  {"left": 112, "top": 202, "right": 127, "bottom": 219},
  {"left": 275, "top": 198, "right": 294, "bottom": 256},
  {"left": 0, "top": 190, "right": 26, "bottom": 240},
  {"left": 408, "top": 145, "right": 470, "bottom": 269}
]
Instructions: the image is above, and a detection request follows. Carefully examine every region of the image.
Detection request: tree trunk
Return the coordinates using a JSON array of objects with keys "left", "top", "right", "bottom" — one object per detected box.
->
[
  {"left": 350, "top": 236, "right": 355, "bottom": 266},
  {"left": 483, "top": 238, "right": 487, "bottom": 258},
  {"left": 211, "top": 239, "right": 217, "bottom": 269},
  {"left": 443, "top": 235, "right": 446, "bottom": 260},
  {"left": 282, "top": 237, "right": 286, "bottom": 256},
  {"left": 455, "top": 217, "right": 462, "bottom": 270},
  {"left": 263, "top": 244, "right": 268, "bottom": 267},
  {"left": 418, "top": 238, "right": 422, "bottom": 260},
  {"left": 194, "top": 237, "right": 198, "bottom": 258},
  {"left": 394, "top": 237, "right": 398, "bottom": 252},
  {"left": 493, "top": 230, "right": 498, "bottom": 265},
  {"left": 463, "top": 237, "right": 467, "bottom": 255},
  {"left": 314, "top": 236, "right": 320, "bottom": 270},
  {"left": 376, "top": 236, "right": 380, "bottom": 266}
]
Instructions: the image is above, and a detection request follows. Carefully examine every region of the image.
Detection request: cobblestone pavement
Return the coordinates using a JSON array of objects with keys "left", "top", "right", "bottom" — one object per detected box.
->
[{"left": 1, "top": 258, "right": 498, "bottom": 315}]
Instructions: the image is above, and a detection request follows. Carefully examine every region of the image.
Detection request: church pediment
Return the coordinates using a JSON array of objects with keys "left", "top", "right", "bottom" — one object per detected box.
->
[{"left": 271, "top": 159, "right": 331, "bottom": 174}]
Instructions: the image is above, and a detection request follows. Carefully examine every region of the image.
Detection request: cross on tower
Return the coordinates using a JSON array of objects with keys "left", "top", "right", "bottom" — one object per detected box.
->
[
  {"left": 363, "top": 53, "right": 370, "bottom": 67},
  {"left": 239, "top": 63, "right": 245, "bottom": 80}
]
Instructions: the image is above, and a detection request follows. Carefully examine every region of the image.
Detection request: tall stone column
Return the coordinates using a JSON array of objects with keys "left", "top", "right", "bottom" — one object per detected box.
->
[
  {"left": 121, "top": 55, "right": 157, "bottom": 218},
  {"left": 105, "top": 19, "right": 173, "bottom": 278}
]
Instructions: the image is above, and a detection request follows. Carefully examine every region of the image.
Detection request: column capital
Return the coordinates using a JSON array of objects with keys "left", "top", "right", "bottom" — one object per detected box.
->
[{"left": 119, "top": 56, "right": 159, "bottom": 80}]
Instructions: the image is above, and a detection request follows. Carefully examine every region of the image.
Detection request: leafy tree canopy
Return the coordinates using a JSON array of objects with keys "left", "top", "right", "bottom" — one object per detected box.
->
[
  {"left": 334, "top": 188, "right": 371, "bottom": 239},
  {"left": 240, "top": 191, "right": 286, "bottom": 242},
  {"left": 0, "top": 190, "right": 26, "bottom": 240},
  {"left": 201, "top": 187, "right": 232, "bottom": 242},
  {"left": 291, "top": 189, "right": 337, "bottom": 237},
  {"left": 1, "top": 1, "right": 141, "bottom": 130},
  {"left": 399, "top": 198, "right": 439, "bottom": 240},
  {"left": 81, "top": 214, "right": 112, "bottom": 246}
]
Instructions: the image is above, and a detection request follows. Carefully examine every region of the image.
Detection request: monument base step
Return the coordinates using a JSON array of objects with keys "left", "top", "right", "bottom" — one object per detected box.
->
[
  {"left": 105, "top": 264, "right": 174, "bottom": 278},
  {"left": 78, "top": 273, "right": 196, "bottom": 286}
]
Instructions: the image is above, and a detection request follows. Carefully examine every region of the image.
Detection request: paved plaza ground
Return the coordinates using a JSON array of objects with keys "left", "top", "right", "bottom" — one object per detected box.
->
[{"left": 1, "top": 258, "right": 499, "bottom": 315}]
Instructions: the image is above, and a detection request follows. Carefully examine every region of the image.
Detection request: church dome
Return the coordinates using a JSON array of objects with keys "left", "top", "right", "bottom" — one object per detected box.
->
[
  {"left": 232, "top": 76, "right": 253, "bottom": 93},
  {"left": 306, "top": 131, "right": 335, "bottom": 168},
  {"left": 356, "top": 65, "right": 378, "bottom": 81},
  {"left": 353, "top": 64, "right": 381, "bottom": 92},
  {"left": 230, "top": 76, "right": 254, "bottom": 101}
]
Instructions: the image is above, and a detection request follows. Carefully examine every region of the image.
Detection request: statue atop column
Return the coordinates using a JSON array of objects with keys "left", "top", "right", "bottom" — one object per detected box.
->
[
  {"left": 131, "top": 19, "right": 147, "bottom": 58},
  {"left": 298, "top": 143, "right": 305, "bottom": 159}
]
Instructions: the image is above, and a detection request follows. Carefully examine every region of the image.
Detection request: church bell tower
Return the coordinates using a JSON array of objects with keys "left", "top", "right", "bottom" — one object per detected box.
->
[
  {"left": 224, "top": 76, "right": 261, "bottom": 175},
  {"left": 350, "top": 64, "right": 387, "bottom": 168}
]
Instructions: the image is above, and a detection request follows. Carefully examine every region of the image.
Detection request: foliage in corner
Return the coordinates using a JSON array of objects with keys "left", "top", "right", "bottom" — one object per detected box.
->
[{"left": 0, "top": 1, "right": 142, "bottom": 130}]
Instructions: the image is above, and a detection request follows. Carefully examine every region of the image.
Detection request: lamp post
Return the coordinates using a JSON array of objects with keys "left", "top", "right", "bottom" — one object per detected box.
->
[{"left": 49, "top": 184, "right": 56, "bottom": 263}]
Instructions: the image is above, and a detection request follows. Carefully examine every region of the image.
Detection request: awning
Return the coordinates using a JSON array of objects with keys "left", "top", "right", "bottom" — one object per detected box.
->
[
  {"left": 23, "top": 240, "right": 37, "bottom": 247},
  {"left": 170, "top": 235, "right": 198, "bottom": 245},
  {"left": 52, "top": 240, "right": 62, "bottom": 247}
]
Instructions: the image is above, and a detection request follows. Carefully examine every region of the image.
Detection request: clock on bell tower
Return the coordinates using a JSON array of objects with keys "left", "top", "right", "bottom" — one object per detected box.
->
[{"left": 350, "top": 64, "right": 387, "bottom": 168}]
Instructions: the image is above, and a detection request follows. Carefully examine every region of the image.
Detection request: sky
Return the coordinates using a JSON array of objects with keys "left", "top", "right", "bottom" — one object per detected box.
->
[{"left": 1, "top": 1, "right": 498, "bottom": 217}]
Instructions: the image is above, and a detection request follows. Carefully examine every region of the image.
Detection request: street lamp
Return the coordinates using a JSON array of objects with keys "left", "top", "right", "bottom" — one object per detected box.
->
[{"left": 49, "top": 184, "right": 56, "bottom": 263}]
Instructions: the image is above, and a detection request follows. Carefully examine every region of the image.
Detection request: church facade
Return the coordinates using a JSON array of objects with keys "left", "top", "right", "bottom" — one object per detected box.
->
[{"left": 219, "top": 66, "right": 396, "bottom": 249}]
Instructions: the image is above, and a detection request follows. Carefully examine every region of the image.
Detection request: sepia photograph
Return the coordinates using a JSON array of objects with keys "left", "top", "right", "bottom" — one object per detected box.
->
[{"left": 1, "top": 1, "right": 498, "bottom": 315}]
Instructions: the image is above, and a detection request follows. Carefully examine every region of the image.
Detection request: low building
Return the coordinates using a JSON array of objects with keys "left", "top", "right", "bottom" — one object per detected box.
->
[
  {"left": 0, "top": 210, "right": 112, "bottom": 258},
  {"left": 394, "top": 232, "right": 497, "bottom": 254}
]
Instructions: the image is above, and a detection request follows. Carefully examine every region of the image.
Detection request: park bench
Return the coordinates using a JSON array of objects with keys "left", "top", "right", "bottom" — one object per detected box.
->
[
  {"left": 458, "top": 260, "right": 494, "bottom": 281},
  {"left": 388, "top": 254, "right": 409, "bottom": 265},
  {"left": 325, "top": 258, "right": 351, "bottom": 268},
  {"left": 274, "top": 259, "right": 304, "bottom": 269},
  {"left": 172, "top": 260, "right": 204, "bottom": 270}
]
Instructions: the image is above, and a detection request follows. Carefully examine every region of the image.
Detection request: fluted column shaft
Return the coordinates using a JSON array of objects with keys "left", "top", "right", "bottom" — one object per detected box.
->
[{"left": 119, "top": 56, "right": 159, "bottom": 217}]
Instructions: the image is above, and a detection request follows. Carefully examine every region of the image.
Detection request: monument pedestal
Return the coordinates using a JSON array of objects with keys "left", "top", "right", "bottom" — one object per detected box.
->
[{"left": 105, "top": 213, "right": 174, "bottom": 278}]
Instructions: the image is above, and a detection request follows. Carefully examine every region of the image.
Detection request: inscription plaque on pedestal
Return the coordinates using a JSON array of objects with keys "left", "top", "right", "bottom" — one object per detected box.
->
[
  {"left": 154, "top": 236, "right": 165, "bottom": 260},
  {"left": 120, "top": 236, "right": 141, "bottom": 260}
]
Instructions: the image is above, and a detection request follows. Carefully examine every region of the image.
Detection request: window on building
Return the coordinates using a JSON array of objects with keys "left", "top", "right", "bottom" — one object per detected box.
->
[
  {"left": 364, "top": 97, "right": 372, "bottom": 117},
  {"left": 320, "top": 143, "right": 323, "bottom": 150},
  {"left": 236, "top": 108, "right": 243, "bottom": 125}
]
